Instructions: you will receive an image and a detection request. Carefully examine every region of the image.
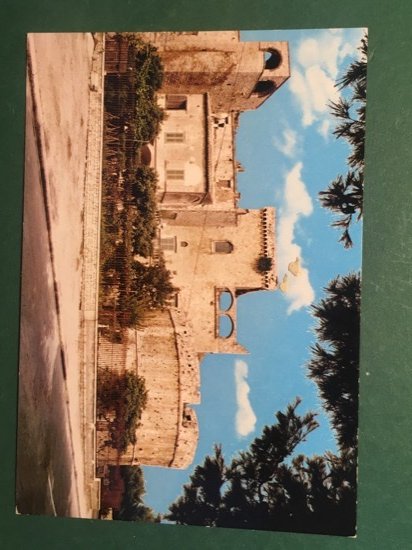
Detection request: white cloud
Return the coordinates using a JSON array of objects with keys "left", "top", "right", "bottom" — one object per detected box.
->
[
  {"left": 277, "top": 162, "right": 315, "bottom": 314},
  {"left": 290, "top": 28, "right": 365, "bottom": 138},
  {"left": 234, "top": 360, "right": 256, "bottom": 437},
  {"left": 289, "top": 70, "right": 314, "bottom": 126},
  {"left": 297, "top": 29, "right": 361, "bottom": 80},
  {"left": 273, "top": 127, "right": 298, "bottom": 158},
  {"left": 305, "top": 65, "right": 339, "bottom": 113},
  {"left": 290, "top": 64, "right": 339, "bottom": 132},
  {"left": 318, "top": 119, "right": 332, "bottom": 139},
  {"left": 283, "top": 162, "right": 313, "bottom": 218}
]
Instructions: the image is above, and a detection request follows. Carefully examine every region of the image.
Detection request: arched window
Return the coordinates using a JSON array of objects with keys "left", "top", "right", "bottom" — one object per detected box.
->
[
  {"left": 213, "top": 240, "right": 234, "bottom": 254},
  {"left": 218, "top": 314, "right": 235, "bottom": 338},
  {"left": 264, "top": 49, "right": 282, "bottom": 70},
  {"left": 252, "top": 80, "right": 276, "bottom": 97},
  {"left": 219, "top": 290, "right": 233, "bottom": 311}
]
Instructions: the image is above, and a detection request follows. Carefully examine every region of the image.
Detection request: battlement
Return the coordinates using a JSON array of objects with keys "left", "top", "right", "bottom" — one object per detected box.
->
[{"left": 259, "top": 207, "right": 277, "bottom": 289}]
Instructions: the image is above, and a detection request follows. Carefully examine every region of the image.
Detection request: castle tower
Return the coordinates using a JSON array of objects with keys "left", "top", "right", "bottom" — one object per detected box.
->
[
  {"left": 158, "top": 206, "right": 276, "bottom": 355},
  {"left": 139, "top": 31, "right": 290, "bottom": 114}
]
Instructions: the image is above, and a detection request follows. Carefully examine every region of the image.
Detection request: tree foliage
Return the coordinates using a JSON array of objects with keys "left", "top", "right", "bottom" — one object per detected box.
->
[
  {"left": 131, "top": 259, "right": 176, "bottom": 311},
  {"left": 131, "top": 39, "right": 165, "bottom": 143},
  {"left": 128, "top": 166, "right": 159, "bottom": 257},
  {"left": 167, "top": 445, "right": 226, "bottom": 527},
  {"left": 100, "top": 57, "right": 175, "bottom": 332},
  {"left": 166, "top": 399, "right": 356, "bottom": 535},
  {"left": 255, "top": 256, "right": 274, "bottom": 273},
  {"left": 104, "top": 35, "right": 164, "bottom": 147},
  {"left": 166, "top": 271, "right": 361, "bottom": 536},
  {"left": 307, "top": 272, "right": 360, "bottom": 451},
  {"left": 117, "top": 466, "right": 160, "bottom": 522},
  {"left": 97, "top": 371, "right": 148, "bottom": 452},
  {"left": 319, "top": 34, "right": 367, "bottom": 248}
]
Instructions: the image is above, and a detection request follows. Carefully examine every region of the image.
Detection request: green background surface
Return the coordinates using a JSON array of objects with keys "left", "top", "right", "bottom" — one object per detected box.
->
[{"left": 1, "top": 1, "right": 412, "bottom": 548}]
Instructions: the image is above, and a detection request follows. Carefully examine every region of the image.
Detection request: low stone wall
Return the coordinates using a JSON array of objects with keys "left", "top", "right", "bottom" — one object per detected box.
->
[{"left": 78, "top": 32, "right": 105, "bottom": 513}]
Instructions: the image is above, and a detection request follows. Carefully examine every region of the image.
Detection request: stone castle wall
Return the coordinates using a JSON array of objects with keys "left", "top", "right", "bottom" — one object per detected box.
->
[
  {"left": 137, "top": 31, "right": 290, "bottom": 113},
  {"left": 97, "top": 32, "right": 283, "bottom": 471},
  {"left": 97, "top": 311, "right": 200, "bottom": 470},
  {"left": 159, "top": 207, "right": 277, "bottom": 354},
  {"left": 134, "top": 309, "right": 200, "bottom": 468}
]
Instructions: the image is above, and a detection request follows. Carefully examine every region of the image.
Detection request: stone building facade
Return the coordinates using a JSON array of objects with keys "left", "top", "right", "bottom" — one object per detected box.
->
[{"left": 98, "top": 32, "right": 290, "bottom": 470}]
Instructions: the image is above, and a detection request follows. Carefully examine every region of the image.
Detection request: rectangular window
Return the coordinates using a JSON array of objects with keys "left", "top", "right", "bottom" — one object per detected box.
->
[
  {"left": 165, "top": 95, "right": 187, "bottom": 110},
  {"left": 213, "top": 241, "right": 233, "bottom": 254},
  {"left": 166, "top": 169, "right": 184, "bottom": 181},
  {"left": 218, "top": 179, "right": 231, "bottom": 188},
  {"left": 165, "top": 132, "right": 185, "bottom": 143},
  {"left": 160, "top": 237, "right": 176, "bottom": 252},
  {"left": 160, "top": 210, "right": 178, "bottom": 220}
]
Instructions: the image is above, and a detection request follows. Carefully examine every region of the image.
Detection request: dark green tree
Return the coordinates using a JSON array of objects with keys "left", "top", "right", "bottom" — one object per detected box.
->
[
  {"left": 132, "top": 37, "right": 164, "bottom": 92},
  {"left": 167, "top": 445, "right": 226, "bottom": 527},
  {"left": 131, "top": 260, "right": 176, "bottom": 309},
  {"left": 97, "top": 370, "right": 148, "bottom": 452},
  {"left": 127, "top": 166, "right": 159, "bottom": 257},
  {"left": 166, "top": 400, "right": 357, "bottom": 536},
  {"left": 117, "top": 466, "right": 160, "bottom": 522},
  {"left": 307, "top": 272, "right": 361, "bottom": 451},
  {"left": 165, "top": 271, "right": 361, "bottom": 536},
  {"left": 319, "top": 34, "right": 367, "bottom": 248},
  {"left": 130, "top": 166, "right": 158, "bottom": 207},
  {"left": 217, "top": 399, "right": 319, "bottom": 531}
]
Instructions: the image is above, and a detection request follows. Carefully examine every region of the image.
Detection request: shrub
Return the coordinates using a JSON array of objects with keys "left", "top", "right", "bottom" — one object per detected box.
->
[
  {"left": 97, "top": 370, "right": 148, "bottom": 453},
  {"left": 256, "top": 256, "right": 273, "bottom": 273},
  {"left": 132, "top": 260, "right": 177, "bottom": 309}
]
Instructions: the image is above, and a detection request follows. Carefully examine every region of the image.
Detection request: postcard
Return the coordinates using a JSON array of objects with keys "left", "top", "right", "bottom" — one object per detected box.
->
[{"left": 17, "top": 28, "right": 366, "bottom": 536}]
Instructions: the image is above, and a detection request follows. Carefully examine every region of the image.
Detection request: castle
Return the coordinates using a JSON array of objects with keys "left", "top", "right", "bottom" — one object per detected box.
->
[{"left": 96, "top": 31, "right": 290, "bottom": 470}]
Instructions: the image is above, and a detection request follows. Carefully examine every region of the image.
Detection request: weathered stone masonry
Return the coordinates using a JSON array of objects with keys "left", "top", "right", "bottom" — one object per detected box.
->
[{"left": 98, "top": 31, "right": 290, "bottom": 470}]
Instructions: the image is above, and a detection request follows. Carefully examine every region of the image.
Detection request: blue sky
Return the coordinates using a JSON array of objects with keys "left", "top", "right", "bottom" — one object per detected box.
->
[{"left": 143, "top": 27, "right": 365, "bottom": 515}]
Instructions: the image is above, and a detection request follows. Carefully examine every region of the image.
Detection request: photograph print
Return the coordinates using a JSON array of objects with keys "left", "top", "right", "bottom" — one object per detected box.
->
[{"left": 17, "top": 28, "right": 366, "bottom": 536}]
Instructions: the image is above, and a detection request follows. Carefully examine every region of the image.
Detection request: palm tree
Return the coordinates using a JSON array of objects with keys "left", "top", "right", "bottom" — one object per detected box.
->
[
  {"left": 319, "top": 172, "right": 363, "bottom": 247},
  {"left": 320, "top": 34, "right": 367, "bottom": 248}
]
